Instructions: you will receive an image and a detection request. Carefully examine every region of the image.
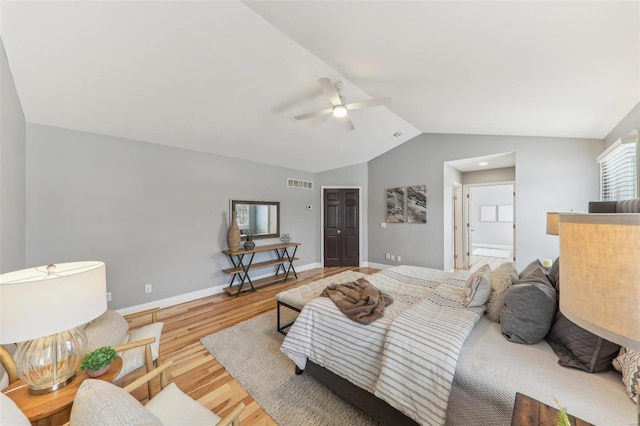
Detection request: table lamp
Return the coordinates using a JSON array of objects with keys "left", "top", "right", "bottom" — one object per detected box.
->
[
  {"left": 0, "top": 261, "right": 107, "bottom": 394},
  {"left": 546, "top": 212, "right": 560, "bottom": 235},
  {"left": 559, "top": 213, "right": 640, "bottom": 417}
]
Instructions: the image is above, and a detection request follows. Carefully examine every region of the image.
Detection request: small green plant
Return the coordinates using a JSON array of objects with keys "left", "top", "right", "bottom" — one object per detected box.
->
[
  {"left": 554, "top": 396, "right": 571, "bottom": 426},
  {"left": 80, "top": 346, "right": 117, "bottom": 371}
]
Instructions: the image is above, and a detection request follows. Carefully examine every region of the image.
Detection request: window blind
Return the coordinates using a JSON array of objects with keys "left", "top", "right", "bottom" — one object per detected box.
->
[{"left": 599, "top": 137, "right": 638, "bottom": 201}]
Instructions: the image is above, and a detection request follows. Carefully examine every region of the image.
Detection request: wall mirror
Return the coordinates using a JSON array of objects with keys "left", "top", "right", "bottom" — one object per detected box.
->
[{"left": 231, "top": 200, "right": 280, "bottom": 239}]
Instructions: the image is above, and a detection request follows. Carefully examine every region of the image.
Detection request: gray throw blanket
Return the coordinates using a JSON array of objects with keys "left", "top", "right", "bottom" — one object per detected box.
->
[{"left": 320, "top": 278, "right": 393, "bottom": 324}]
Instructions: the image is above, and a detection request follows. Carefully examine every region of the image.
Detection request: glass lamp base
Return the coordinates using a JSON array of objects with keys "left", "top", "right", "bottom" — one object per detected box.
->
[{"left": 16, "top": 327, "right": 87, "bottom": 395}]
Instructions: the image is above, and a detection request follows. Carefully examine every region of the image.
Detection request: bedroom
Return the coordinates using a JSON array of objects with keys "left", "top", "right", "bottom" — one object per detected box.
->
[{"left": 1, "top": 1, "right": 639, "bottom": 425}]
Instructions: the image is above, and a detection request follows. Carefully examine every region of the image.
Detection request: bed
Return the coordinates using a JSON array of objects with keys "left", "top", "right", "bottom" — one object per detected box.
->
[{"left": 280, "top": 264, "right": 637, "bottom": 425}]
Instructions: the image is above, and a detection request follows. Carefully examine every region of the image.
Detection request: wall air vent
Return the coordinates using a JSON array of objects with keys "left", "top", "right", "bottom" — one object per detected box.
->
[{"left": 287, "top": 178, "right": 313, "bottom": 190}]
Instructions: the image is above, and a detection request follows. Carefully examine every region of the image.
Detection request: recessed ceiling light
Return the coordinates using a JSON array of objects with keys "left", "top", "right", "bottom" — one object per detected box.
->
[
  {"left": 479, "top": 161, "right": 488, "bottom": 166},
  {"left": 393, "top": 132, "right": 402, "bottom": 137}
]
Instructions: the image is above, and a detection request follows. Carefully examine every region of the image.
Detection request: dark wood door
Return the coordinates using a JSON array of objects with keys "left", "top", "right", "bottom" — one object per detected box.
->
[{"left": 324, "top": 188, "right": 359, "bottom": 267}]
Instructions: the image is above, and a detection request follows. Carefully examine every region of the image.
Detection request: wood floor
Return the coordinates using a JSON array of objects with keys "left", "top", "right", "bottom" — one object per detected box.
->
[{"left": 118, "top": 266, "right": 379, "bottom": 425}]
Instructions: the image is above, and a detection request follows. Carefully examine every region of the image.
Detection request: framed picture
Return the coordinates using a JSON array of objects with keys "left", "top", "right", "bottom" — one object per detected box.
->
[
  {"left": 406, "top": 185, "right": 427, "bottom": 223},
  {"left": 386, "top": 187, "right": 405, "bottom": 223},
  {"left": 480, "top": 205, "right": 497, "bottom": 222},
  {"left": 498, "top": 205, "right": 513, "bottom": 222}
]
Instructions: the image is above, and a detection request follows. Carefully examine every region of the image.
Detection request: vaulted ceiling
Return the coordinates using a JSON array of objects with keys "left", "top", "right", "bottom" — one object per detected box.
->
[{"left": 1, "top": 1, "right": 638, "bottom": 172}]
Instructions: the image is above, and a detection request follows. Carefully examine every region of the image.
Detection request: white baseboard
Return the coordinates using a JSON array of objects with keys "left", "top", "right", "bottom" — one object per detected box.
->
[
  {"left": 116, "top": 262, "right": 322, "bottom": 316},
  {"left": 365, "top": 262, "right": 392, "bottom": 269},
  {"left": 471, "top": 243, "right": 512, "bottom": 250}
]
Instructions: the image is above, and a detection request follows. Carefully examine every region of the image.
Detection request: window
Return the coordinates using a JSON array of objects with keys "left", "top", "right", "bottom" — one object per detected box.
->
[{"left": 599, "top": 130, "right": 639, "bottom": 201}]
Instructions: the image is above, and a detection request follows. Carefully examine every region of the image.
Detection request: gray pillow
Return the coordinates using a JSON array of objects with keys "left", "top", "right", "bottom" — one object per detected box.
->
[
  {"left": 545, "top": 311, "right": 620, "bottom": 373},
  {"left": 518, "top": 259, "right": 554, "bottom": 288},
  {"left": 548, "top": 257, "right": 560, "bottom": 291},
  {"left": 500, "top": 281, "right": 557, "bottom": 344}
]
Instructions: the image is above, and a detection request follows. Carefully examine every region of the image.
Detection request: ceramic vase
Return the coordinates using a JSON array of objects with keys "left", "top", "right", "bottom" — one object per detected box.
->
[
  {"left": 243, "top": 235, "right": 255, "bottom": 250},
  {"left": 227, "top": 211, "right": 241, "bottom": 251}
]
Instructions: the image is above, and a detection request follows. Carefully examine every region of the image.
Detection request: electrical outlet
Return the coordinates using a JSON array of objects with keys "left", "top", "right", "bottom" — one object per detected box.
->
[
  {"left": 381, "top": 222, "right": 386, "bottom": 228},
  {"left": 106, "top": 292, "right": 112, "bottom": 302},
  {"left": 144, "top": 284, "right": 152, "bottom": 294},
  {"left": 390, "top": 254, "right": 395, "bottom": 261},
  {"left": 385, "top": 253, "right": 390, "bottom": 260},
  {"left": 397, "top": 256, "right": 401, "bottom": 262}
]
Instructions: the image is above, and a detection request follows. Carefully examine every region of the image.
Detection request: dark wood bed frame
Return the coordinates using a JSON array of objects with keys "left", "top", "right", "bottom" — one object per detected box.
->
[{"left": 302, "top": 360, "right": 419, "bottom": 425}]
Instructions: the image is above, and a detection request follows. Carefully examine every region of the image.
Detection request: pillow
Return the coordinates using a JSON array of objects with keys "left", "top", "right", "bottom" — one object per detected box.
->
[
  {"left": 612, "top": 347, "right": 640, "bottom": 402},
  {"left": 70, "top": 379, "right": 162, "bottom": 426},
  {"left": 117, "top": 322, "right": 164, "bottom": 380},
  {"left": 500, "top": 280, "right": 557, "bottom": 344},
  {"left": 0, "top": 392, "right": 30, "bottom": 426},
  {"left": 518, "top": 259, "right": 554, "bottom": 287},
  {"left": 145, "top": 382, "right": 222, "bottom": 425},
  {"left": 548, "top": 257, "right": 560, "bottom": 291},
  {"left": 485, "top": 263, "right": 518, "bottom": 322},
  {"left": 464, "top": 265, "right": 492, "bottom": 307},
  {"left": 84, "top": 310, "right": 129, "bottom": 352},
  {"left": 545, "top": 311, "right": 620, "bottom": 373}
]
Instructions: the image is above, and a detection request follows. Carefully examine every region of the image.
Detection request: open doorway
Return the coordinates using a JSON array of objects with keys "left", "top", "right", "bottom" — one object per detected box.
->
[
  {"left": 464, "top": 183, "right": 515, "bottom": 270},
  {"left": 445, "top": 152, "right": 515, "bottom": 271}
]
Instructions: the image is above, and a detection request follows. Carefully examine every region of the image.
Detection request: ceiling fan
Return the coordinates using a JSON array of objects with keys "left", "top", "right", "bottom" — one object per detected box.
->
[{"left": 295, "top": 78, "right": 391, "bottom": 131}]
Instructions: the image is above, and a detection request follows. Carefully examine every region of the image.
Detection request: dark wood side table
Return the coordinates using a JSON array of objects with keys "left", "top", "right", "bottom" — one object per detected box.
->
[
  {"left": 511, "top": 392, "right": 594, "bottom": 426},
  {"left": 2, "top": 357, "right": 123, "bottom": 426}
]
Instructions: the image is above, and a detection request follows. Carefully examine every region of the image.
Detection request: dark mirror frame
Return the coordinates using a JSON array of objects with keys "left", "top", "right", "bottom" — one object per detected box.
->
[{"left": 230, "top": 200, "right": 280, "bottom": 240}]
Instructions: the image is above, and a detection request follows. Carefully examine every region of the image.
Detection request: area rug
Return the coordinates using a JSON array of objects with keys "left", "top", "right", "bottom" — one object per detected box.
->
[{"left": 200, "top": 309, "right": 377, "bottom": 425}]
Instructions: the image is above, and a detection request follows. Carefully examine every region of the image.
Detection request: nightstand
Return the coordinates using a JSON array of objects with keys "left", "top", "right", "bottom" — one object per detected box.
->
[{"left": 511, "top": 392, "right": 594, "bottom": 426}]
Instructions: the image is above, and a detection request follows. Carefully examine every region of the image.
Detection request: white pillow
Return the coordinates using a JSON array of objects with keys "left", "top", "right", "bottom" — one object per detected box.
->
[
  {"left": 145, "top": 382, "right": 221, "bottom": 425},
  {"left": 612, "top": 347, "right": 640, "bottom": 402},
  {"left": 0, "top": 392, "right": 30, "bottom": 426},
  {"left": 116, "top": 322, "right": 164, "bottom": 379},
  {"left": 70, "top": 379, "right": 162, "bottom": 426},
  {"left": 464, "top": 265, "right": 492, "bottom": 307}
]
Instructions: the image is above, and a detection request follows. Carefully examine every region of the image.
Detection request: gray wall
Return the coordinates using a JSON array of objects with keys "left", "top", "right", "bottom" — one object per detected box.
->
[
  {"left": 604, "top": 101, "right": 640, "bottom": 147},
  {"left": 468, "top": 184, "right": 513, "bottom": 248},
  {"left": 316, "top": 162, "right": 368, "bottom": 263},
  {"left": 26, "top": 124, "right": 318, "bottom": 309},
  {"left": 368, "top": 133, "right": 602, "bottom": 271},
  {"left": 463, "top": 167, "right": 515, "bottom": 185},
  {"left": 0, "top": 38, "right": 26, "bottom": 273}
]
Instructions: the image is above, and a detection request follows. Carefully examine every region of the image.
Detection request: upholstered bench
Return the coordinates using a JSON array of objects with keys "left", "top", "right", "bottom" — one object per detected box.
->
[{"left": 276, "top": 270, "right": 367, "bottom": 334}]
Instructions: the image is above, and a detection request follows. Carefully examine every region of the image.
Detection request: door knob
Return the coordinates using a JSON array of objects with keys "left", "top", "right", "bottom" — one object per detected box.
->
[{"left": 337, "top": 230, "right": 342, "bottom": 234}]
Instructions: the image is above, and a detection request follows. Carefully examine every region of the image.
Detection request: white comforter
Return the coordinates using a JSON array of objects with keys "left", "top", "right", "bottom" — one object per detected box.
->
[{"left": 280, "top": 266, "right": 482, "bottom": 425}]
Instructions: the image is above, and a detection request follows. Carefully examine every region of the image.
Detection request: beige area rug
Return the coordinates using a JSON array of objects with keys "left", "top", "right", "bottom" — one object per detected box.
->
[{"left": 200, "top": 309, "right": 377, "bottom": 426}]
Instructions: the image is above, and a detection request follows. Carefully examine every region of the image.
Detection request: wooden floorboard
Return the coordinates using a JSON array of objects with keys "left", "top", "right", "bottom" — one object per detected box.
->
[{"left": 117, "top": 266, "right": 379, "bottom": 425}]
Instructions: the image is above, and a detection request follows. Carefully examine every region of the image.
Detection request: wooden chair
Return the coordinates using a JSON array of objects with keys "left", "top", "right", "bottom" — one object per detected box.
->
[{"left": 63, "top": 361, "right": 245, "bottom": 426}]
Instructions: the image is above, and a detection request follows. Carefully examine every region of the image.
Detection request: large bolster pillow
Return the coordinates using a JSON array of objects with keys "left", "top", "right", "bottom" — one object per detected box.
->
[{"left": 500, "top": 281, "right": 557, "bottom": 344}]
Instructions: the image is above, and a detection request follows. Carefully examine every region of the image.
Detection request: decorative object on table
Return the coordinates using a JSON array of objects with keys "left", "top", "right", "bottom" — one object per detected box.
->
[
  {"left": 243, "top": 233, "right": 255, "bottom": 250},
  {"left": 280, "top": 234, "right": 290, "bottom": 244},
  {"left": 0, "top": 261, "right": 107, "bottom": 394},
  {"left": 559, "top": 213, "right": 640, "bottom": 415},
  {"left": 80, "top": 346, "right": 118, "bottom": 378},
  {"left": 227, "top": 211, "right": 241, "bottom": 251},
  {"left": 554, "top": 397, "right": 572, "bottom": 426}
]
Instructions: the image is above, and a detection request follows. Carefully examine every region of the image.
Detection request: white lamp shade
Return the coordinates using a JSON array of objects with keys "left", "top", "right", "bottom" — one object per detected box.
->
[
  {"left": 0, "top": 261, "right": 107, "bottom": 343},
  {"left": 559, "top": 213, "right": 640, "bottom": 351}
]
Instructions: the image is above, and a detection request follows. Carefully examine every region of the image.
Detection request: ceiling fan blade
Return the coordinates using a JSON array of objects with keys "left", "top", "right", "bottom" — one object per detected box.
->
[
  {"left": 345, "top": 96, "right": 392, "bottom": 111},
  {"left": 294, "top": 107, "right": 333, "bottom": 120},
  {"left": 341, "top": 114, "right": 355, "bottom": 131},
  {"left": 317, "top": 78, "right": 342, "bottom": 106}
]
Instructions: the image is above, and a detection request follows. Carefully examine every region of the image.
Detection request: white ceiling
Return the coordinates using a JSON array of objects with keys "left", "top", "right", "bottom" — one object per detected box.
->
[{"left": 1, "top": 1, "right": 638, "bottom": 173}]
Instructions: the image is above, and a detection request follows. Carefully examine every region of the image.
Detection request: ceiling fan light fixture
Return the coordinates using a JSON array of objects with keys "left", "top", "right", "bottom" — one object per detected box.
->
[{"left": 332, "top": 105, "right": 348, "bottom": 118}]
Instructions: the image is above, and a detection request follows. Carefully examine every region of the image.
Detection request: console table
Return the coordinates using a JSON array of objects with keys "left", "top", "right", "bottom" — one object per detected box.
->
[{"left": 222, "top": 242, "right": 300, "bottom": 296}]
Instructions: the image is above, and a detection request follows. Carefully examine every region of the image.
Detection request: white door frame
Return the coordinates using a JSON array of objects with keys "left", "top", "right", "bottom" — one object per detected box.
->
[
  {"left": 453, "top": 182, "right": 463, "bottom": 269},
  {"left": 319, "top": 186, "right": 363, "bottom": 267}
]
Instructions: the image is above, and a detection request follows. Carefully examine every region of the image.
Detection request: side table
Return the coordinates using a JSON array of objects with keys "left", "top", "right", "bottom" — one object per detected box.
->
[
  {"left": 2, "top": 357, "right": 123, "bottom": 426},
  {"left": 511, "top": 392, "right": 594, "bottom": 426}
]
